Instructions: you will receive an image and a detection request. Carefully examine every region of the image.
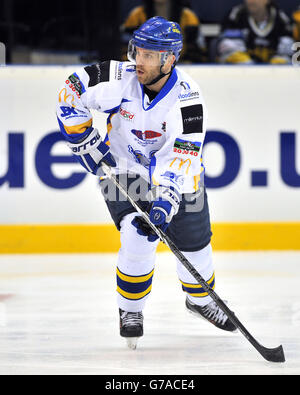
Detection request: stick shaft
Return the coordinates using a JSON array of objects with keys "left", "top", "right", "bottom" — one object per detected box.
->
[{"left": 102, "top": 164, "right": 285, "bottom": 363}]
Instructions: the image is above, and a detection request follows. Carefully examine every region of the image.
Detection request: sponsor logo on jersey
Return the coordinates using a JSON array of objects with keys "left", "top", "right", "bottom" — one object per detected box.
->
[
  {"left": 174, "top": 139, "right": 200, "bottom": 152},
  {"left": 169, "top": 157, "right": 192, "bottom": 174},
  {"left": 180, "top": 81, "right": 191, "bottom": 90},
  {"left": 131, "top": 129, "right": 162, "bottom": 141},
  {"left": 179, "top": 81, "right": 199, "bottom": 101},
  {"left": 178, "top": 91, "right": 200, "bottom": 101},
  {"left": 173, "top": 138, "right": 201, "bottom": 156},
  {"left": 65, "top": 73, "right": 85, "bottom": 98},
  {"left": 58, "top": 87, "right": 76, "bottom": 108},
  {"left": 60, "top": 106, "right": 88, "bottom": 121},
  {"left": 119, "top": 107, "right": 135, "bottom": 121},
  {"left": 184, "top": 116, "right": 203, "bottom": 124},
  {"left": 181, "top": 105, "right": 203, "bottom": 134},
  {"left": 115, "top": 62, "right": 124, "bottom": 80},
  {"left": 60, "top": 106, "right": 78, "bottom": 118}
]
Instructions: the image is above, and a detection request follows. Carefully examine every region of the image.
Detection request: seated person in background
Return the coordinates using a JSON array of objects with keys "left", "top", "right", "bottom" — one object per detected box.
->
[
  {"left": 217, "top": 0, "right": 294, "bottom": 64},
  {"left": 121, "top": 0, "right": 206, "bottom": 63},
  {"left": 293, "top": 5, "right": 300, "bottom": 41}
]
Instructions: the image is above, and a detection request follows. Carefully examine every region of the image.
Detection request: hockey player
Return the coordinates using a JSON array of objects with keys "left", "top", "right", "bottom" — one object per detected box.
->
[
  {"left": 56, "top": 17, "right": 236, "bottom": 349},
  {"left": 217, "top": 0, "right": 294, "bottom": 64}
]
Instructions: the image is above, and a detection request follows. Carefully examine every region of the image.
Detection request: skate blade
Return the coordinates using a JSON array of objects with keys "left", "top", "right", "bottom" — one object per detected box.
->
[{"left": 126, "top": 337, "right": 139, "bottom": 350}]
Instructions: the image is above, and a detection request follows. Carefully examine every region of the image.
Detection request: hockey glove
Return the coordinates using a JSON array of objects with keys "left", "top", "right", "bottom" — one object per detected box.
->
[
  {"left": 132, "top": 186, "right": 181, "bottom": 242},
  {"left": 66, "top": 128, "right": 116, "bottom": 175}
]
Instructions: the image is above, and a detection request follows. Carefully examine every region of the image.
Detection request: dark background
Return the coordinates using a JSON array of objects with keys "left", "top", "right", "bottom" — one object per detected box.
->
[
  {"left": 121, "top": 0, "right": 297, "bottom": 22},
  {"left": 0, "top": 0, "right": 298, "bottom": 63}
]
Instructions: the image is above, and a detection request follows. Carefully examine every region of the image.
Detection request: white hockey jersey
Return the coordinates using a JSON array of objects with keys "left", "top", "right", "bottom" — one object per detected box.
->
[{"left": 56, "top": 61, "right": 207, "bottom": 194}]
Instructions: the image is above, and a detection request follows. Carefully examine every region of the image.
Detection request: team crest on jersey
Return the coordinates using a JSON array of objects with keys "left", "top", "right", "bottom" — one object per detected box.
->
[
  {"left": 131, "top": 129, "right": 162, "bottom": 146},
  {"left": 131, "top": 130, "right": 162, "bottom": 140}
]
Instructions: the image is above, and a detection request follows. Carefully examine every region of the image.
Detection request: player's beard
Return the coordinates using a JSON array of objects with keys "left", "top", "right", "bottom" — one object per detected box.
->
[{"left": 136, "top": 66, "right": 161, "bottom": 86}]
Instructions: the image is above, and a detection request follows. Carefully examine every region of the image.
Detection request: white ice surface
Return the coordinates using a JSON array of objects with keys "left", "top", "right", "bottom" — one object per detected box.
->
[{"left": 0, "top": 251, "right": 299, "bottom": 375}]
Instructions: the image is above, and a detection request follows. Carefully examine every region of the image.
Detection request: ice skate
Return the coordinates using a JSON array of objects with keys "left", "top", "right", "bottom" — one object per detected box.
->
[
  {"left": 186, "top": 297, "right": 237, "bottom": 332},
  {"left": 119, "top": 309, "right": 143, "bottom": 349}
]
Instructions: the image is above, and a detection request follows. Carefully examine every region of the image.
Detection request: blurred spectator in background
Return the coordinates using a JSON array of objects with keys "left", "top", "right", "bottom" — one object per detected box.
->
[
  {"left": 217, "top": 0, "right": 294, "bottom": 64},
  {"left": 121, "top": 0, "right": 206, "bottom": 63},
  {"left": 293, "top": 5, "right": 300, "bottom": 41}
]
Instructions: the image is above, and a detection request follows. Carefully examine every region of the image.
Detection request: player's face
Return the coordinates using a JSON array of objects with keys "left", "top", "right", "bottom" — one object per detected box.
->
[
  {"left": 135, "top": 47, "right": 163, "bottom": 85},
  {"left": 246, "top": 0, "right": 269, "bottom": 14}
]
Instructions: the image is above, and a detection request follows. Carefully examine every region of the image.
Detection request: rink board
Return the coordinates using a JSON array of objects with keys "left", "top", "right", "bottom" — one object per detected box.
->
[
  {"left": 0, "top": 223, "right": 300, "bottom": 253},
  {"left": 0, "top": 65, "right": 299, "bottom": 252}
]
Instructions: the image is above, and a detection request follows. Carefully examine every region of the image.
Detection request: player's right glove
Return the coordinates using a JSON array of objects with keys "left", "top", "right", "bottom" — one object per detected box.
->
[
  {"left": 132, "top": 186, "right": 181, "bottom": 242},
  {"left": 65, "top": 128, "right": 116, "bottom": 175}
]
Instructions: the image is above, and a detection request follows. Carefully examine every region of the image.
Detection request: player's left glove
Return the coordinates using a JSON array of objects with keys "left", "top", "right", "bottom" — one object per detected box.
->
[{"left": 132, "top": 186, "right": 181, "bottom": 242}]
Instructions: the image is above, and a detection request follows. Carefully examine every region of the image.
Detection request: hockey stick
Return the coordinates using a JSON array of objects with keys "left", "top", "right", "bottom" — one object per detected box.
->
[{"left": 101, "top": 163, "right": 285, "bottom": 363}]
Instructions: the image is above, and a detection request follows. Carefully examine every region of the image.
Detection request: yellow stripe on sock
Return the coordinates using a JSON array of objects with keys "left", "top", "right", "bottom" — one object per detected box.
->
[
  {"left": 188, "top": 283, "right": 216, "bottom": 297},
  {"left": 117, "top": 267, "right": 154, "bottom": 283},
  {"left": 180, "top": 272, "right": 215, "bottom": 289},
  {"left": 117, "top": 285, "right": 152, "bottom": 300}
]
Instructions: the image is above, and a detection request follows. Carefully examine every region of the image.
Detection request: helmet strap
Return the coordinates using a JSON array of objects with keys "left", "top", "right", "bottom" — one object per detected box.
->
[{"left": 145, "top": 61, "right": 176, "bottom": 88}]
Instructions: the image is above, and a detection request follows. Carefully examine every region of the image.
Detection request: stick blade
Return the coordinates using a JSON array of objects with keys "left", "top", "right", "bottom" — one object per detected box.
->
[{"left": 260, "top": 345, "right": 285, "bottom": 363}]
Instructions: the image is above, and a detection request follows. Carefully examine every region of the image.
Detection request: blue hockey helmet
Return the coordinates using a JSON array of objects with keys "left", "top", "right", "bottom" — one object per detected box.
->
[{"left": 128, "top": 16, "right": 183, "bottom": 66}]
